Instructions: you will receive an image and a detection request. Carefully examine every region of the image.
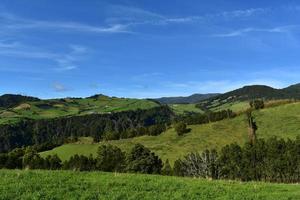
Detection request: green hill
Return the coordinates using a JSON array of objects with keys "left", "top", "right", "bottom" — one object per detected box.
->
[
  {"left": 41, "top": 102, "right": 300, "bottom": 163},
  {"left": 197, "top": 84, "right": 300, "bottom": 111},
  {"left": 0, "top": 94, "right": 159, "bottom": 125},
  {"left": 155, "top": 93, "right": 219, "bottom": 104},
  {"left": 0, "top": 94, "right": 40, "bottom": 108},
  {"left": 1, "top": 170, "right": 299, "bottom": 200}
]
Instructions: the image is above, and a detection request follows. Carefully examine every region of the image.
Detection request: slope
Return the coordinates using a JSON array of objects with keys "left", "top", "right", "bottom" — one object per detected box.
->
[
  {"left": 155, "top": 93, "right": 220, "bottom": 104},
  {"left": 1, "top": 170, "right": 299, "bottom": 200},
  {"left": 41, "top": 102, "right": 300, "bottom": 163},
  {"left": 197, "top": 84, "right": 300, "bottom": 111},
  {"left": 0, "top": 94, "right": 160, "bottom": 125}
]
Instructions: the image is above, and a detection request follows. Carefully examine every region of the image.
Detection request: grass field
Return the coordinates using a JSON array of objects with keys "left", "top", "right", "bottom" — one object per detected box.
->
[
  {"left": 0, "top": 170, "right": 299, "bottom": 200},
  {"left": 41, "top": 102, "right": 300, "bottom": 164},
  {"left": 169, "top": 104, "right": 204, "bottom": 115},
  {"left": 0, "top": 96, "right": 159, "bottom": 125},
  {"left": 209, "top": 101, "right": 250, "bottom": 112}
]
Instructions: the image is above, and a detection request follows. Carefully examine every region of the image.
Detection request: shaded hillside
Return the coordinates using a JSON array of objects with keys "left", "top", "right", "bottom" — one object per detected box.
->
[
  {"left": 0, "top": 106, "right": 173, "bottom": 153},
  {"left": 0, "top": 94, "right": 40, "bottom": 108},
  {"left": 197, "top": 84, "right": 300, "bottom": 110},
  {"left": 155, "top": 93, "right": 219, "bottom": 104}
]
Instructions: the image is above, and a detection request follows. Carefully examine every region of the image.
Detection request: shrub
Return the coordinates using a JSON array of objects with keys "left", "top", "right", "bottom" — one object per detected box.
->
[
  {"left": 174, "top": 122, "right": 191, "bottom": 136},
  {"left": 126, "top": 144, "right": 162, "bottom": 174},
  {"left": 96, "top": 145, "right": 125, "bottom": 172}
]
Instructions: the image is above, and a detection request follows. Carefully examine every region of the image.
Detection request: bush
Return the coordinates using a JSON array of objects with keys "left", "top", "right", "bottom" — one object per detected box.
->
[
  {"left": 250, "top": 100, "right": 264, "bottom": 110},
  {"left": 174, "top": 122, "right": 191, "bottom": 136},
  {"left": 96, "top": 145, "right": 125, "bottom": 172},
  {"left": 126, "top": 144, "right": 163, "bottom": 174}
]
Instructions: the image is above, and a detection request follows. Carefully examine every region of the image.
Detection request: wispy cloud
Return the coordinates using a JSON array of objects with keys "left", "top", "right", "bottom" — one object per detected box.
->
[
  {"left": 0, "top": 12, "right": 131, "bottom": 34},
  {"left": 106, "top": 5, "right": 267, "bottom": 27},
  {"left": 0, "top": 6, "right": 276, "bottom": 36},
  {"left": 53, "top": 82, "right": 69, "bottom": 92},
  {"left": 0, "top": 41, "right": 87, "bottom": 71},
  {"left": 212, "top": 25, "right": 298, "bottom": 37}
]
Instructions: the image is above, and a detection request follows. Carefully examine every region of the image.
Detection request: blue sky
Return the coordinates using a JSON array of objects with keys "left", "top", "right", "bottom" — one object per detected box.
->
[{"left": 1, "top": 0, "right": 300, "bottom": 98}]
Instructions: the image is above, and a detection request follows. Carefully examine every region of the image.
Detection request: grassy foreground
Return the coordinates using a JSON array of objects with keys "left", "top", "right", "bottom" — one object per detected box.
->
[
  {"left": 42, "top": 102, "right": 300, "bottom": 163},
  {"left": 0, "top": 170, "right": 299, "bottom": 200}
]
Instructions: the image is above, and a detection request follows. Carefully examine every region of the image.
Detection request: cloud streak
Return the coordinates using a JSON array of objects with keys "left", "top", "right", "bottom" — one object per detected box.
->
[
  {"left": 212, "top": 25, "right": 298, "bottom": 37},
  {"left": 0, "top": 41, "right": 87, "bottom": 71},
  {"left": 0, "top": 12, "right": 131, "bottom": 34}
]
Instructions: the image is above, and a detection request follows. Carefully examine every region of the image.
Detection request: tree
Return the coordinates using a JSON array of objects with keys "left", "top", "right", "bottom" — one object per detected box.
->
[
  {"left": 96, "top": 145, "right": 125, "bottom": 172},
  {"left": 44, "top": 154, "right": 62, "bottom": 170},
  {"left": 162, "top": 159, "right": 172, "bottom": 176},
  {"left": 174, "top": 122, "right": 191, "bottom": 136},
  {"left": 126, "top": 144, "right": 162, "bottom": 174},
  {"left": 63, "top": 154, "right": 95, "bottom": 171},
  {"left": 250, "top": 100, "right": 264, "bottom": 110},
  {"left": 247, "top": 111, "right": 257, "bottom": 144},
  {"left": 22, "top": 148, "right": 44, "bottom": 169},
  {"left": 173, "top": 159, "right": 184, "bottom": 177}
]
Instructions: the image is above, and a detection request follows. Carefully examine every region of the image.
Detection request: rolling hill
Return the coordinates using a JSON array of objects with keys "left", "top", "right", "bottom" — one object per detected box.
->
[
  {"left": 0, "top": 94, "right": 40, "bottom": 108},
  {"left": 155, "top": 93, "right": 220, "bottom": 104},
  {"left": 197, "top": 84, "right": 300, "bottom": 111},
  {"left": 0, "top": 94, "right": 160, "bottom": 125},
  {"left": 41, "top": 101, "right": 300, "bottom": 163}
]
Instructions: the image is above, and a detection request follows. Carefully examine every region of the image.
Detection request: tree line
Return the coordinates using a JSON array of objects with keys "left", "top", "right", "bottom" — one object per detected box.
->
[
  {"left": 176, "top": 109, "right": 236, "bottom": 125},
  {"left": 0, "top": 144, "right": 163, "bottom": 174},
  {"left": 1, "top": 137, "right": 299, "bottom": 183},
  {"left": 0, "top": 106, "right": 173, "bottom": 153},
  {"left": 173, "top": 137, "right": 300, "bottom": 183}
]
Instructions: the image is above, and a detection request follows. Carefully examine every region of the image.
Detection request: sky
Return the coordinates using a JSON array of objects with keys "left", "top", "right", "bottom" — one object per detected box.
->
[{"left": 1, "top": 0, "right": 300, "bottom": 99}]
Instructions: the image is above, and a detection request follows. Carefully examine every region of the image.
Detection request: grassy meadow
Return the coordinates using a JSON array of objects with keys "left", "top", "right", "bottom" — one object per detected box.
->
[
  {"left": 0, "top": 96, "right": 159, "bottom": 125},
  {"left": 42, "top": 102, "right": 300, "bottom": 163},
  {"left": 0, "top": 170, "right": 299, "bottom": 200},
  {"left": 169, "top": 103, "right": 204, "bottom": 115}
]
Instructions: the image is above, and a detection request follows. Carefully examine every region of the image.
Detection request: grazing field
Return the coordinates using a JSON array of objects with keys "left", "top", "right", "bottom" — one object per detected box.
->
[
  {"left": 0, "top": 170, "right": 299, "bottom": 200},
  {"left": 210, "top": 101, "right": 250, "bottom": 112},
  {"left": 41, "top": 102, "right": 300, "bottom": 164},
  {"left": 169, "top": 103, "right": 204, "bottom": 115},
  {"left": 0, "top": 96, "right": 159, "bottom": 125}
]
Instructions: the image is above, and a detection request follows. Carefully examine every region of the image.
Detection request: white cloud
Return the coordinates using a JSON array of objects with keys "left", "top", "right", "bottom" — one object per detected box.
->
[
  {"left": 0, "top": 12, "right": 131, "bottom": 34},
  {"left": 212, "top": 26, "right": 297, "bottom": 37},
  {"left": 0, "top": 41, "right": 87, "bottom": 71},
  {"left": 53, "top": 82, "right": 68, "bottom": 92}
]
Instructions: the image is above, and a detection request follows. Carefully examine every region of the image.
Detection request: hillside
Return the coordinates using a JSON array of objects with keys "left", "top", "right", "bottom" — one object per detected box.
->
[
  {"left": 197, "top": 84, "right": 300, "bottom": 110},
  {"left": 0, "top": 94, "right": 40, "bottom": 108},
  {"left": 169, "top": 103, "right": 204, "bottom": 115},
  {"left": 0, "top": 94, "right": 160, "bottom": 125},
  {"left": 155, "top": 93, "right": 219, "bottom": 104},
  {"left": 42, "top": 102, "right": 300, "bottom": 163},
  {"left": 1, "top": 170, "right": 299, "bottom": 200}
]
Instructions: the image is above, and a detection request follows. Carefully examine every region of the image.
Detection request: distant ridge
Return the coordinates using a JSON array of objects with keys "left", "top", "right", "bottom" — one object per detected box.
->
[
  {"left": 197, "top": 83, "right": 300, "bottom": 109},
  {"left": 0, "top": 94, "right": 40, "bottom": 108},
  {"left": 155, "top": 93, "right": 220, "bottom": 104}
]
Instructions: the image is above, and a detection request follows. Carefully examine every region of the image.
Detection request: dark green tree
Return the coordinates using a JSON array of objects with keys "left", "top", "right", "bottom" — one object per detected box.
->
[
  {"left": 96, "top": 145, "right": 125, "bottom": 172},
  {"left": 22, "top": 148, "right": 44, "bottom": 169},
  {"left": 174, "top": 122, "right": 191, "bottom": 136},
  {"left": 126, "top": 144, "right": 162, "bottom": 174},
  {"left": 162, "top": 159, "right": 173, "bottom": 176}
]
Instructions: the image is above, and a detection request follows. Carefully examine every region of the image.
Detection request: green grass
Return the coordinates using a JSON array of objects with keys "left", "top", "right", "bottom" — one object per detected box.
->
[
  {"left": 0, "top": 170, "right": 299, "bottom": 200},
  {"left": 169, "top": 104, "right": 204, "bottom": 115},
  {"left": 0, "top": 96, "right": 159, "bottom": 125},
  {"left": 210, "top": 101, "right": 250, "bottom": 112},
  {"left": 42, "top": 102, "right": 300, "bottom": 164}
]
